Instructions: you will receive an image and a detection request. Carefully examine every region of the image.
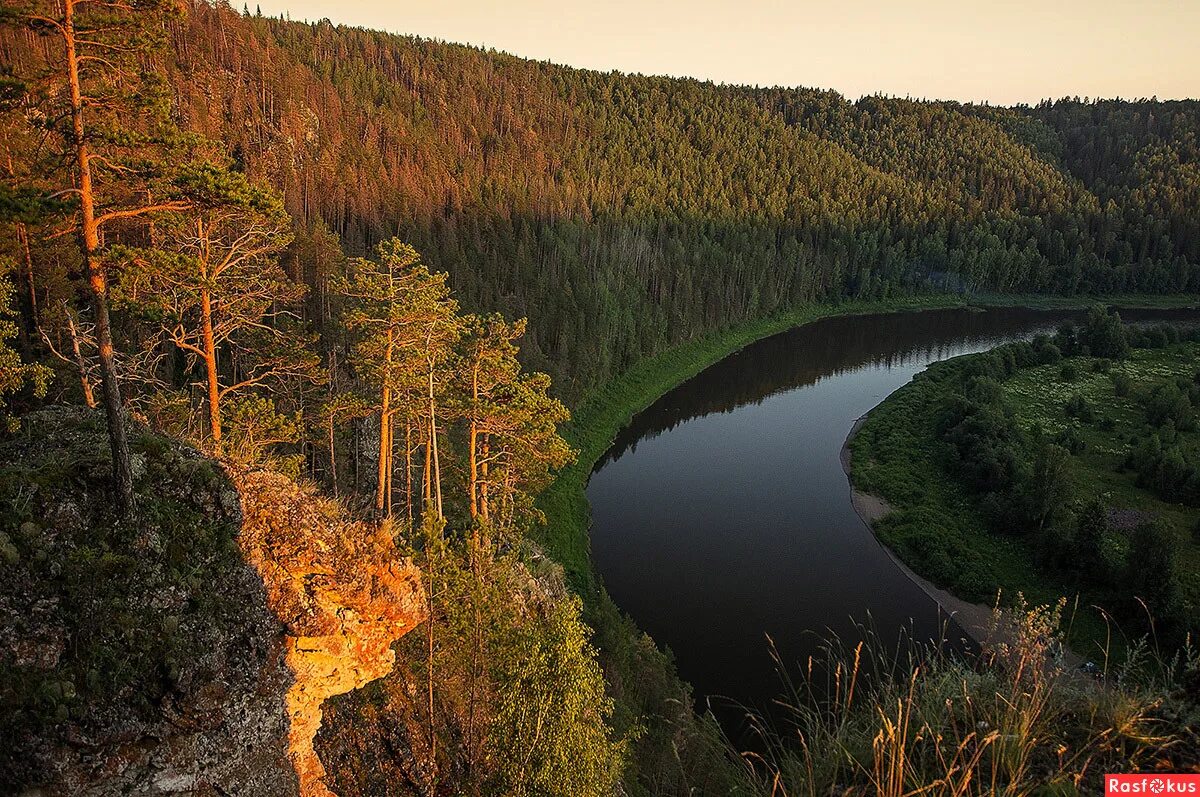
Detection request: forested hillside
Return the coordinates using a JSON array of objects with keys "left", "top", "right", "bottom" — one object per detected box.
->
[
  {"left": 6, "top": 0, "right": 1198, "bottom": 398},
  {"left": 0, "top": 0, "right": 630, "bottom": 791}
]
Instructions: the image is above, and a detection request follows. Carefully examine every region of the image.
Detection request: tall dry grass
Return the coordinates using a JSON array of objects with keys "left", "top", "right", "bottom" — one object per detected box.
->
[{"left": 732, "top": 596, "right": 1198, "bottom": 796}]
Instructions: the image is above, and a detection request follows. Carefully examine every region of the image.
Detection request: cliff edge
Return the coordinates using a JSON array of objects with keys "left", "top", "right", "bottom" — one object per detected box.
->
[
  {"left": 0, "top": 409, "right": 424, "bottom": 796},
  {"left": 234, "top": 470, "right": 424, "bottom": 796}
]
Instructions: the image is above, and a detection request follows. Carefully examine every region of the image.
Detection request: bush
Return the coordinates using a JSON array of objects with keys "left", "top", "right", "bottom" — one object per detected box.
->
[
  {"left": 1125, "top": 433, "right": 1200, "bottom": 506},
  {"left": 1141, "top": 382, "right": 1195, "bottom": 431},
  {"left": 943, "top": 403, "right": 1024, "bottom": 494},
  {"left": 1126, "top": 520, "right": 1180, "bottom": 618},
  {"left": 1064, "top": 393, "right": 1095, "bottom": 423},
  {"left": 1112, "top": 372, "right": 1133, "bottom": 397},
  {"left": 1054, "top": 426, "right": 1087, "bottom": 455},
  {"left": 1031, "top": 334, "right": 1062, "bottom": 364},
  {"left": 1143, "top": 326, "right": 1169, "bottom": 348},
  {"left": 1060, "top": 363, "right": 1079, "bottom": 381},
  {"left": 220, "top": 395, "right": 301, "bottom": 468},
  {"left": 1071, "top": 500, "right": 1119, "bottom": 584},
  {"left": 1054, "top": 322, "right": 1078, "bottom": 356},
  {"left": 1008, "top": 341, "right": 1037, "bottom": 368},
  {"left": 965, "top": 376, "right": 1004, "bottom": 405}
]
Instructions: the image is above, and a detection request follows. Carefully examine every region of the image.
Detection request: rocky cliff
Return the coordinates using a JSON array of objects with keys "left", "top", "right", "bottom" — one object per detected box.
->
[
  {"left": 0, "top": 409, "right": 424, "bottom": 796},
  {"left": 235, "top": 471, "right": 425, "bottom": 797}
]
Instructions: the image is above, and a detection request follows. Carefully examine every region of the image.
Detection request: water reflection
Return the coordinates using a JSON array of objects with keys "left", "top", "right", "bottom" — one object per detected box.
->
[{"left": 587, "top": 305, "right": 1199, "bottom": 715}]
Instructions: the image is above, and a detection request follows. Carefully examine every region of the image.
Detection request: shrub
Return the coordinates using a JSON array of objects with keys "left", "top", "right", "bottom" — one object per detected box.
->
[
  {"left": 1142, "top": 326, "right": 1170, "bottom": 348},
  {"left": 1054, "top": 426, "right": 1087, "bottom": 455},
  {"left": 966, "top": 376, "right": 1004, "bottom": 405},
  {"left": 1126, "top": 520, "right": 1180, "bottom": 618},
  {"left": 1064, "top": 393, "right": 1095, "bottom": 423},
  {"left": 944, "top": 403, "right": 1024, "bottom": 494},
  {"left": 1071, "top": 500, "right": 1118, "bottom": 582},
  {"left": 1141, "top": 382, "right": 1195, "bottom": 431},
  {"left": 1031, "top": 334, "right": 1062, "bottom": 364},
  {"left": 220, "top": 395, "right": 300, "bottom": 468},
  {"left": 1054, "top": 322, "right": 1078, "bottom": 356}
]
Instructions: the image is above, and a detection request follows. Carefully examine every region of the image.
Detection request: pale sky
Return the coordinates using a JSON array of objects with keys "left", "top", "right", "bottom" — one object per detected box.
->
[{"left": 252, "top": 0, "right": 1200, "bottom": 105}]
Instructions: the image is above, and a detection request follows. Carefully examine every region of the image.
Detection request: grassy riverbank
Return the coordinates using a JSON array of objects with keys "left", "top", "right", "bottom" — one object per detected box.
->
[{"left": 850, "top": 320, "right": 1200, "bottom": 659}]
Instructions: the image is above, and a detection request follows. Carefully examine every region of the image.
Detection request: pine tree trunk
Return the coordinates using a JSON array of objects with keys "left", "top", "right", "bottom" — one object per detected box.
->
[
  {"left": 15, "top": 223, "right": 37, "bottom": 353},
  {"left": 428, "top": 360, "right": 443, "bottom": 518},
  {"left": 376, "top": 395, "right": 390, "bottom": 515},
  {"left": 480, "top": 438, "right": 490, "bottom": 523},
  {"left": 468, "top": 360, "right": 479, "bottom": 520},
  {"left": 423, "top": 420, "right": 432, "bottom": 511},
  {"left": 65, "top": 309, "right": 96, "bottom": 409},
  {"left": 327, "top": 413, "right": 338, "bottom": 497},
  {"left": 405, "top": 418, "right": 413, "bottom": 525},
  {"left": 426, "top": 554, "right": 437, "bottom": 797},
  {"left": 385, "top": 420, "right": 394, "bottom": 516},
  {"left": 200, "top": 286, "right": 221, "bottom": 445},
  {"left": 375, "top": 329, "right": 394, "bottom": 516},
  {"left": 65, "top": 0, "right": 133, "bottom": 514},
  {"left": 468, "top": 421, "right": 478, "bottom": 519},
  {"left": 466, "top": 580, "right": 483, "bottom": 794}
]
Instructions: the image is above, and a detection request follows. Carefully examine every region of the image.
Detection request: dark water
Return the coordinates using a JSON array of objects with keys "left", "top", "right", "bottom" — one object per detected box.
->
[{"left": 587, "top": 305, "right": 1200, "bottom": 714}]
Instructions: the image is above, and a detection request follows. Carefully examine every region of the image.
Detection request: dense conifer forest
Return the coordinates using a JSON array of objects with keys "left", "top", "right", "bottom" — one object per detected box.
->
[{"left": 6, "top": 0, "right": 1199, "bottom": 400}]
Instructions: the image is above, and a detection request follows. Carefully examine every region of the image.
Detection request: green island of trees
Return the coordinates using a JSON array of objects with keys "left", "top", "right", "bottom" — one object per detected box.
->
[{"left": 851, "top": 308, "right": 1200, "bottom": 654}]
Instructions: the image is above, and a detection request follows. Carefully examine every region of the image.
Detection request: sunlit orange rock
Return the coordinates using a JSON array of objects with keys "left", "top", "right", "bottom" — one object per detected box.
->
[{"left": 234, "top": 470, "right": 425, "bottom": 797}]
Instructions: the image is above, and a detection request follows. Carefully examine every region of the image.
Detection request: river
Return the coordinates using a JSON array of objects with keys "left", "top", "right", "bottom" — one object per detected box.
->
[{"left": 586, "top": 305, "right": 1200, "bottom": 715}]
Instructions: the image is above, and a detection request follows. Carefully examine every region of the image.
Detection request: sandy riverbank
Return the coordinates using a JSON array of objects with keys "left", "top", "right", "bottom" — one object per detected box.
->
[{"left": 841, "top": 416, "right": 1002, "bottom": 648}]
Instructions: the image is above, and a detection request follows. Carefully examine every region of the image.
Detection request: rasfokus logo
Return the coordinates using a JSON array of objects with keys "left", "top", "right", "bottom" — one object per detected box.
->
[{"left": 1106, "top": 775, "right": 1200, "bottom": 795}]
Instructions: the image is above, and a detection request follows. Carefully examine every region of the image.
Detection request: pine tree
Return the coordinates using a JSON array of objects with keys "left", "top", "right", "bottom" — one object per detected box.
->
[
  {"left": 115, "top": 165, "right": 317, "bottom": 449},
  {"left": 6, "top": 0, "right": 192, "bottom": 512},
  {"left": 459, "top": 314, "right": 574, "bottom": 547},
  {"left": 337, "top": 239, "right": 461, "bottom": 519}
]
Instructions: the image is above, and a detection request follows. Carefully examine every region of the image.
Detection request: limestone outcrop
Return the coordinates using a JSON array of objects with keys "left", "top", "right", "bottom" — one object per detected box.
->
[
  {"left": 1, "top": 410, "right": 296, "bottom": 795},
  {"left": 235, "top": 471, "right": 425, "bottom": 797}
]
